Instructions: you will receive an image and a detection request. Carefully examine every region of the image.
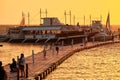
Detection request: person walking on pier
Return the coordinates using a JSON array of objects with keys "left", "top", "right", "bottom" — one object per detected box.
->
[
  {"left": 0, "top": 61, "right": 7, "bottom": 80},
  {"left": 19, "top": 53, "right": 25, "bottom": 77},
  {"left": 56, "top": 45, "right": 59, "bottom": 55}
]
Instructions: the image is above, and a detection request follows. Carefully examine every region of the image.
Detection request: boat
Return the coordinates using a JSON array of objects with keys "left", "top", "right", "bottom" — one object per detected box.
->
[
  {"left": 90, "top": 13, "right": 113, "bottom": 41},
  {"left": 6, "top": 13, "right": 111, "bottom": 45},
  {"left": 6, "top": 17, "right": 91, "bottom": 45}
]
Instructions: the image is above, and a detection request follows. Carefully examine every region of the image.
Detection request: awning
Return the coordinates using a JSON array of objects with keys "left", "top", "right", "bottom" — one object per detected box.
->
[{"left": 22, "top": 26, "right": 61, "bottom": 31}]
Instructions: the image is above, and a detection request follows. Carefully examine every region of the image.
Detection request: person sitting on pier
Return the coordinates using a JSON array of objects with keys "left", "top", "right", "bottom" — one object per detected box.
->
[
  {"left": 19, "top": 53, "right": 25, "bottom": 77},
  {"left": 10, "top": 58, "right": 17, "bottom": 72}
]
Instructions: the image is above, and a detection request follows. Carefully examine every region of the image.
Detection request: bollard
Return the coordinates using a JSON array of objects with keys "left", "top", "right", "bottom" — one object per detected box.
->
[
  {"left": 62, "top": 41, "right": 64, "bottom": 50},
  {"left": 104, "top": 35, "right": 106, "bottom": 42},
  {"left": 71, "top": 39, "right": 74, "bottom": 48},
  {"left": 32, "top": 50, "right": 34, "bottom": 64},
  {"left": 52, "top": 43, "right": 54, "bottom": 55},
  {"left": 17, "top": 56, "right": 19, "bottom": 66},
  {"left": 92, "top": 37, "right": 95, "bottom": 44},
  {"left": 43, "top": 48, "right": 46, "bottom": 59},
  {"left": 26, "top": 64, "right": 28, "bottom": 78},
  {"left": 17, "top": 68, "right": 19, "bottom": 80}
]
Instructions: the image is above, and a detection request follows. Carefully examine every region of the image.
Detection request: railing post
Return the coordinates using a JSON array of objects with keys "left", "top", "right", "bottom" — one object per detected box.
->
[
  {"left": 62, "top": 41, "right": 64, "bottom": 50},
  {"left": 17, "top": 68, "right": 19, "bottom": 80},
  {"left": 26, "top": 63, "right": 28, "bottom": 78},
  {"left": 32, "top": 50, "right": 34, "bottom": 64},
  {"left": 92, "top": 37, "right": 95, "bottom": 44},
  {"left": 71, "top": 39, "right": 73, "bottom": 48},
  {"left": 104, "top": 35, "right": 106, "bottom": 42},
  {"left": 52, "top": 43, "right": 54, "bottom": 55}
]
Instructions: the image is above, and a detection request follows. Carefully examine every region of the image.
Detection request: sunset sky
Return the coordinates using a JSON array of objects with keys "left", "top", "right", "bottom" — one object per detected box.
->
[{"left": 0, "top": 0, "right": 120, "bottom": 25}]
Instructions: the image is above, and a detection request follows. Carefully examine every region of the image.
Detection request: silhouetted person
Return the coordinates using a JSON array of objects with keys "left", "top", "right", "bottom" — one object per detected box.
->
[
  {"left": 19, "top": 53, "right": 25, "bottom": 77},
  {"left": 56, "top": 45, "right": 59, "bottom": 55},
  {"left": 0, "top": 61, "right": 7, "bottom": 80},
  {"left": 10, "top": 58, "right": 17, "bottom": 72}
]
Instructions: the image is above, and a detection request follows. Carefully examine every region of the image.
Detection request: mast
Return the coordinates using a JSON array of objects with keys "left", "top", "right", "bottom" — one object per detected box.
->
[
  {"left": 84, "top": 15, "right": 85, "bottom": 26},
  {"left": 73, "top": 15, "right": 75, "bottom": 25},
  {"left": 40, "top": 8, "right": 48, "bottom": 25},
  {"left": 64, "top": 10, "right": 72, "bottom": 25},
  {"left": 64, "top": 11, "right": 66, "bottom": 24},
  {"left": 40, "top": 9, "right": 42, "bottom": 25},
  {"left": 69, "top": 10, "right": 71, "bottom": 25},
  {"left": 100, "top": 15, "right": 102, "bottom": 22},
  {"left": 106, "top": 12, "right": 111, "bottom": 34},
  {"left": 20, "top": 12, "right": 25, "bottom": 26},
  {"left": 46, "top": 9, "right": 48, "bottom": 18},
  {"left": 28, "top": 12, "right": 30, "bottom": 26},
  {"left": 90, "top": 14, "right": 91, "bottom": 26}
]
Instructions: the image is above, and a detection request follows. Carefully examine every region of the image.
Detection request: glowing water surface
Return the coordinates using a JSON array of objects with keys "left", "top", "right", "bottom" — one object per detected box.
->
[
  {"left": 0, "top": 42, "right": 44, "bottom": 66},
  {"left": 46, "top": 43, "right": 120, "bottom": 79}
]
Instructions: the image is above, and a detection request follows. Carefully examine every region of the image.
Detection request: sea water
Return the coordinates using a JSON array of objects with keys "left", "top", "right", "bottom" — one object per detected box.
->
[
  {"left": 0, "top": 42, "right": 44, "bottom": 66},
  {"left": 46, "top": 43, "right": 120, "bottom": 79}
]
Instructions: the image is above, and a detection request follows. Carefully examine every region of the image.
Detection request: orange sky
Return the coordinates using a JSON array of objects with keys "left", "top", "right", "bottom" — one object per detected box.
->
[{"left": 0, "top": 0, "right": 120, "bottom": 25}]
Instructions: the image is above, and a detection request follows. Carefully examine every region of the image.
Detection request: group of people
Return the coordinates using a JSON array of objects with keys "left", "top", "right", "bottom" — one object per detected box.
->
[
  {"left": 0, "top": 53, "right": 25, "bottom": 80},
  {"left": 1, "top": 44, "right": 60, "bottom": 80},
  {"left": 10, "top": 53, "right": 25, "bottom": 77}
]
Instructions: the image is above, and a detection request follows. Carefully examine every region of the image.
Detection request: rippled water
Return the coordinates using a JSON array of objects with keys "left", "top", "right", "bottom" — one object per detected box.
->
[
  {"left": 0, "top": 42, "right": 44, "bottom": 66},
  {"left": 46, "top": 43, "right": 120, "bottom": 79}
]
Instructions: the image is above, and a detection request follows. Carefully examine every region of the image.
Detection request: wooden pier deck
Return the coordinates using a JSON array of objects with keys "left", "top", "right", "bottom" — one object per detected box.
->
[{"left": 4, "top": 41, "right": 120, "bottom": 80}]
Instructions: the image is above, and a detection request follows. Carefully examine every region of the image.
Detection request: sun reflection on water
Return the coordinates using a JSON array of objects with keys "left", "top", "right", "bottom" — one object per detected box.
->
[{"left": 46, "top": 43, "right": 120, "bottom": 79}]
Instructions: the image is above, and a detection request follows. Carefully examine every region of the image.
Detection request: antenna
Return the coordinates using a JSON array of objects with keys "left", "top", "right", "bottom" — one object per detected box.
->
[
  {"left": 28, "top": 12, "right": 30, "bottom": 26},
  {"left": 84, "top": 15, "right": 85, "bottom": 25},
  {"left": 69, "top": 10, "right": 71, "bottom": 25},
  {"left": 100, "top": 15, "right": 102, "bottom": 22},
  {"left": 40, "top": 9, "right": 42, "bottom": 25},
  {"left": 64, "top": 10, "right": 72, "bottom": 25},
  {"left": 46, "top": 9, "right": 48, "bottom": 18},
  {"left": 64, "top": 11, "right": 66, "bottom": 24},
  {"left": 40, "top": 8, "right": 48, "bottom": 25},
  {"left": 22, "top": 11, "right": 24, "bottom": 18},
  {"left": 73, "top": 15, "right": 75, "bottom": 25},
  {"left": 90, "top": 15, "right": 91, "bottom": 26}
]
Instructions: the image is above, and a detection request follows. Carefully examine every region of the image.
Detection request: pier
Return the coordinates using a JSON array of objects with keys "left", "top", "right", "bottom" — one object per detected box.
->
[{"left": 4, "top": 40, "right": 120, "bottom": 80}]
